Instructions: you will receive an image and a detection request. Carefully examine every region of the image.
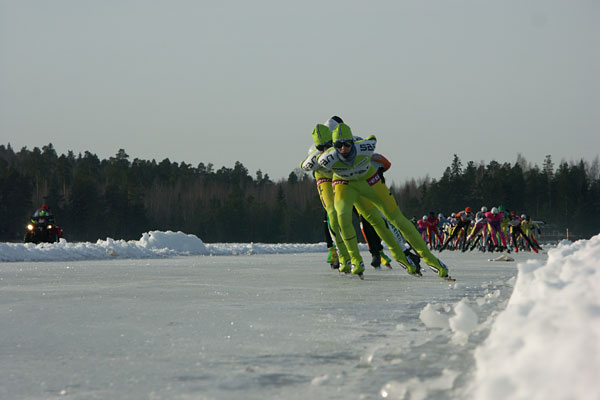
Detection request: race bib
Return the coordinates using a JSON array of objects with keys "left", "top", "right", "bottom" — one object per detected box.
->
[{"left": 366, "top": 172, "right": 381, "bottom": 186}]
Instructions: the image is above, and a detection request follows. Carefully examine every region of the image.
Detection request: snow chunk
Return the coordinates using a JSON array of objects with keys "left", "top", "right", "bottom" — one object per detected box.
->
[
  {"left": 488, "top": 254, "right": 514, "bottom": 262},
  {"left": 449, "top": 299, "right": 478, "bottom": 345},
  {"left": 310, "top": 374, "right": 330, "bottom": 386},
  {"left": 381, "top": 369, "right": 459, "bottom": 400},
  {"left": 419, "top": 303, "right": 449, "bottom": 329}
]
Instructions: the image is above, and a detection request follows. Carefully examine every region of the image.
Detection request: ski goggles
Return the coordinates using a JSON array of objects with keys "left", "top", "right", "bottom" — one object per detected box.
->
[
  {"left": 316, "top": 141, "right": 333, "bottom": 151},
  {"left": 334, "top": 140, "right": 353, "bottom": 149}
]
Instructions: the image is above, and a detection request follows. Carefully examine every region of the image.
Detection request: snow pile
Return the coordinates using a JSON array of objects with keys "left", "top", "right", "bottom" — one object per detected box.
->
[
  {"left": 138, "top": 230, "right": 208, "bottom": 254},
  {"left": 0, "top": 231, "right": 333, "bottom": 262},
  {"left": 470, "top": 234, "right": 600, "bottom": 400}
]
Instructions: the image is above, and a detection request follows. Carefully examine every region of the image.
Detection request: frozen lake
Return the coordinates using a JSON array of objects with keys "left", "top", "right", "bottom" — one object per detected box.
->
[{"left": 0, "top": 250, "right": 547, "bottom": 399}]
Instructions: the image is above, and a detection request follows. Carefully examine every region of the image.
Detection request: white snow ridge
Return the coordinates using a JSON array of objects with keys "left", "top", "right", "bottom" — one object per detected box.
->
[
  {"left": 0, "top": 230, "right": 326, "bottom": 262},
  {"left": 468, "top": 234, "right": 600, "bottom": 400}
]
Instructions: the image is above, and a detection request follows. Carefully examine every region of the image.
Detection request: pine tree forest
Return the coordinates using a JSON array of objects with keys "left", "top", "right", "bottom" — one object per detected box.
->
[{"left": 1, "top": 144, "right": 598, "bottom": 243}]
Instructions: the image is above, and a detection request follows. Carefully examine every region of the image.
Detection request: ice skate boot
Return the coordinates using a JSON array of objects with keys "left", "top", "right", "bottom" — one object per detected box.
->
[
  {"left": 380, "top": 252, "right": 392, "bottom": 269},
  {"left": 351, "top": 261, "right": 365, "bottom": 279},
  {"left": 327, "top": 246, "right": 337, "bottom": 264},
  {"left": 328, "top": 247, "right": 339, "bottom": 269},
  {"left": 396, "top": 250, "right": 421, "bottom": 276},
  {"left": 405, "top": 250, "right": 421, "bottom": 271},
  {"left": 531, "top": 245, "right": 539, "bottom": 254},
  {"left": 338, "top": 259, "right": 352, "bottom": 274},
  {"left": 370, "top": 251, "right": 381, "bottom": 269},
  {"left": 424, "top": 257, "right": 454, "bottom": 280},
  {"left": 331, "top": 259, "right": 340, "bottom": 270}
]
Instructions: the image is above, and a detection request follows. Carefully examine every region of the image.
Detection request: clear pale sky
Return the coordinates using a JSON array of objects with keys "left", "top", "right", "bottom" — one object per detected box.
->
[{"left": 1, "top": 0, "right": 598, "bottom": 185}]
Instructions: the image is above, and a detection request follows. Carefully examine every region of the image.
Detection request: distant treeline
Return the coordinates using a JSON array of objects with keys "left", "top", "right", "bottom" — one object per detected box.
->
[{"left": 1, "top": 144, "right": 598, "bottom": 242}]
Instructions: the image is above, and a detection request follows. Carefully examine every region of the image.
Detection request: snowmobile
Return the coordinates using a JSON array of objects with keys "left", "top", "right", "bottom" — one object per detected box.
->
[{"left": 24, "top": 216, "right": 63, "bottom": 244}]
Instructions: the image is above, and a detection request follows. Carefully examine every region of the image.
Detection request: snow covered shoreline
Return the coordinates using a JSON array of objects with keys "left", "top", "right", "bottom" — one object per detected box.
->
[
  {"left": 0, "top": 231, "right": 334, "bottom": 263},
  {"left": 0, "top": 229, "right": 562, "bottom": 264}
]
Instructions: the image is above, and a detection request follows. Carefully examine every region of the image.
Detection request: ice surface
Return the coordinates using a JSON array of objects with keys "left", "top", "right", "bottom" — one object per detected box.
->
[{"left": 1, "top": 233, "right": 598, "bottom": 399}]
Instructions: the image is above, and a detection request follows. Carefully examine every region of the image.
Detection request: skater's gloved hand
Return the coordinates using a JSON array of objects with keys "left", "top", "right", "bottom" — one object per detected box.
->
[{"left": 378, "top": 167, "right": 386, "bottom": 183}]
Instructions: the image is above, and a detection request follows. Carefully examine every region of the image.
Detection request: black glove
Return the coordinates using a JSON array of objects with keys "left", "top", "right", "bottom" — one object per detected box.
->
[{"left": 378, "top": 167, "right": 386, "bottom": 184}]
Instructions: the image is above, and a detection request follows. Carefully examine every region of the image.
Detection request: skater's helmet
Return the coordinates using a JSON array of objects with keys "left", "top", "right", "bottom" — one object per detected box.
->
[
  {"left": 476, "top": 211, "right": 483, "bottom": 219},
  {"left": 332, "top": 123, "right": 354, "bottom": 143},
  {"left": 438, "top": 213, "right": 444, "bottom": 219},
  {"left": 491, "top": 207, "right": 499, "bottom": 214},
  {"left": 521, "top": 214, "right": 527, "bottom": 219},
  {"left": 324, "top": 115, "right": 344, "bottom": 132},
  {"left": 423, "top": 215, "right": 428, "bottom": 221},
  {"left": 481, "top": 206, "right": 488, "bottom": 213},
  {"left": 465, "top": 206, "right": 472, "bottom": 213},
  {"left": 498, "top": 205, "right": 506, "bottom": 212},
  {"left": 311, "top": 124, "right": 332, "bottom": 148},
  {"left": 41, "top": 204, "right": 48, "bottom": 210}
]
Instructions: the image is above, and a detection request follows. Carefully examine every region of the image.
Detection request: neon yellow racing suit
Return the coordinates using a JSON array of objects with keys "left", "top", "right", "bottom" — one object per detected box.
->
[
  {"left": 300, "top": 146, "right": 352, "bottom": 266},
  {"left": 318, "top": 136, "right": 448, "bottom": 277}
]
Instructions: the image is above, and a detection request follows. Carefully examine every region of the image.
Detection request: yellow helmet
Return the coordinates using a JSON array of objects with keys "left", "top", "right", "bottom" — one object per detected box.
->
[
  {"left": 311, "top": 124, "right": 332, "bottom": 147},
  {"left": 332, "top": 123, "right": 353, "bottom": 142}
]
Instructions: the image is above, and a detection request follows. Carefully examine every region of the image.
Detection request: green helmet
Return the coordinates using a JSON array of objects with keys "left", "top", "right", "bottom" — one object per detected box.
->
[
  {"left": 311, "top": 124, "right": 332, "bottom": 147},
  {"left": 332, "top": 123, "right": 353, "bottom": 142}
]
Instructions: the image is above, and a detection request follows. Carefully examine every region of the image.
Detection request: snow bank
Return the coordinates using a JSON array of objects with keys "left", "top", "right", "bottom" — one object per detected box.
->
[
  {"left": 470, "top": 234, "right": 600, "bottom": 400},
  {"left": 0, "top": 231, "right": 329, "bottom": 262},
  {"left": 411, "top": 235, "right": 600, "bottom": 399}
]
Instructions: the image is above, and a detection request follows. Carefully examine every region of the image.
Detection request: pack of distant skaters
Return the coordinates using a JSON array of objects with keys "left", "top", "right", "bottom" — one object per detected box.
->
[{"left": 413, "top": 206, "right": 543, "bottom": 254}]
